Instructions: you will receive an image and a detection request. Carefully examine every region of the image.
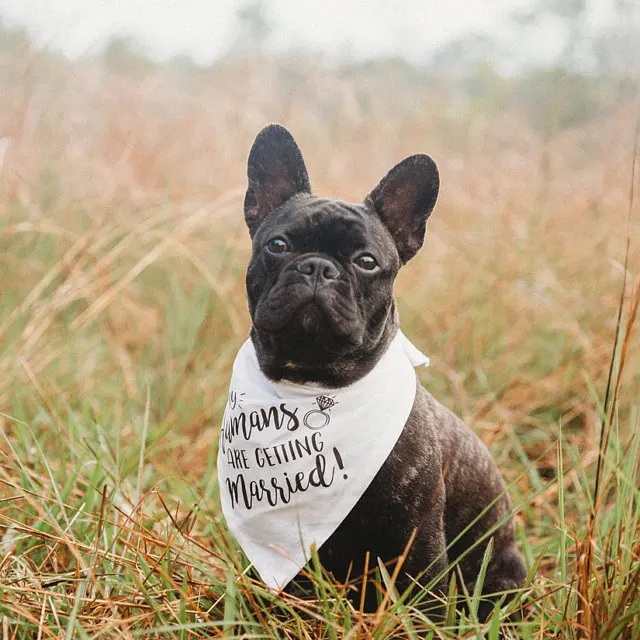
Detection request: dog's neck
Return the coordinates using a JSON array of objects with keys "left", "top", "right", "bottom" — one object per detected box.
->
[{"left": 250, "top": 310, "right": 398, "bottom": 388}]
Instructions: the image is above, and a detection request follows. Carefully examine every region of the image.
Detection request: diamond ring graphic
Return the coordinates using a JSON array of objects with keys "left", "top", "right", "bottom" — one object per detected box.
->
[{"left": 303, "top": 395, "right": 337, "bottom": 430}]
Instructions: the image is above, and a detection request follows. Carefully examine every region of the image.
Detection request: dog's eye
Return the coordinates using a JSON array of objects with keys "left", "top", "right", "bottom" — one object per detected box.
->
[
  {"left": 266, "top": 237, "right": 291, "bottom": 255},
  {"left": 353, "top": 253, "right": 379, "bottom": 271}
]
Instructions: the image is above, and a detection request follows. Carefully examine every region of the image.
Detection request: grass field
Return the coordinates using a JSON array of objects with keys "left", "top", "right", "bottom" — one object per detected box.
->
[{"left": 0, "top": 53, "right": 639, "bottom": 638}]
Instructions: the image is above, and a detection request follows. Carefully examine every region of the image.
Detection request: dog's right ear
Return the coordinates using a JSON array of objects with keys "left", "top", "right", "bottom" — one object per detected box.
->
[{"left": 244, "top": 124, "right": 311, "bottom": 237}]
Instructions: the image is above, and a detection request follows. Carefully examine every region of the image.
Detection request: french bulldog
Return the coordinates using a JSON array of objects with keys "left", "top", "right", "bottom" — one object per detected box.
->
[{"left": 239, "top": 123, "right": 527, "bottom": 617}]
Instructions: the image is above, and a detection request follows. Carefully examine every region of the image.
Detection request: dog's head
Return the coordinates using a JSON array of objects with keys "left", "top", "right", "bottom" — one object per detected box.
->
[{"left": 243, "top": 124, "right": 439, "bottom": 386}]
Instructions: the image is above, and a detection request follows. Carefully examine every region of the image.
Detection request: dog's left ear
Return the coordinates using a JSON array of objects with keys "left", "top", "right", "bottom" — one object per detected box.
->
[
  {"left": 365, "top": 155, "right": 439, "bottom": 264},
  {"left": 244, "top": 124, "right": 311, "bottom": 237}
]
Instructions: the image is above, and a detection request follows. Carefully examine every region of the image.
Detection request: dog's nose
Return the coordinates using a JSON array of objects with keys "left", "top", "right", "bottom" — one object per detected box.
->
[{"left": 296, "top": 257, "right": 340, "bottom": 281}]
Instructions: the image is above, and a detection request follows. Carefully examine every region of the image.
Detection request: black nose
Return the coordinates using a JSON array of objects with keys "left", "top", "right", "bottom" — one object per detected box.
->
[{"left": 296, "top": 257, "right": 340, "bottom": 281}]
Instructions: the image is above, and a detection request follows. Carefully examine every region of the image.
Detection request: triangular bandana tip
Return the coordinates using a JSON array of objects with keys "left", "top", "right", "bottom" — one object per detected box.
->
[{"left": 217, "top": 330, "right": 429, "bottom": 589}]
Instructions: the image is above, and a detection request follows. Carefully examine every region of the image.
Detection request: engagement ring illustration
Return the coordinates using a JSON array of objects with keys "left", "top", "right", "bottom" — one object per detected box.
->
[{"left": 303, "top": 395, "right": 337, "bottom": 430}]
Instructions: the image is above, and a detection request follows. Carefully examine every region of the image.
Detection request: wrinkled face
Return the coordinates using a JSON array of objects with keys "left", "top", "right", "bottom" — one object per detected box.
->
[
  {"left": 242, "top": 124, "right": 439, "bottom": 385},
  {"left": 247, "top": 195, "right": 399, "bottom": 362}
]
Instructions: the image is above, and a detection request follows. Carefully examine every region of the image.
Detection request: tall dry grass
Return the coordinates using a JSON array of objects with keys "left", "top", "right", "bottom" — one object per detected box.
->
[{"left": 0, "top": 51, "right": 639, "bottom": 637}]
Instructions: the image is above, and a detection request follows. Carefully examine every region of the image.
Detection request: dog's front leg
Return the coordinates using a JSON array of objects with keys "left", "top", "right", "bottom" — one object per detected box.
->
[{"left": 391, "top": 481, "right": 449, "bottom": 618}]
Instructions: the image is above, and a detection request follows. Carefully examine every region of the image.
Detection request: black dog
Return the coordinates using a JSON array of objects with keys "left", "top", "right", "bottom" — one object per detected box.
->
[{"left": 239, "top": 124, "right": 526, "bottom": 617}]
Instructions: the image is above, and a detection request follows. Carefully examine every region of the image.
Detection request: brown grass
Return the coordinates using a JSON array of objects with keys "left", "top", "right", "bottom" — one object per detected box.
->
[{"left": 0, "top": 50, "right": 639, "bottom": 637}]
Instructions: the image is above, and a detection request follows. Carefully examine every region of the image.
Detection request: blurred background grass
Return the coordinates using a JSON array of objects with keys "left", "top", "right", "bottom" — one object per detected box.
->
[{"left": 0, "top": 2, "right": 639, "bottom": 636}]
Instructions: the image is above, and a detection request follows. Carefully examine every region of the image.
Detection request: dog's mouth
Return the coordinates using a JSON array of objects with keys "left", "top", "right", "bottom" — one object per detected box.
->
[{"left": 253, "top": 278, "right": 364, "bottom": 348}]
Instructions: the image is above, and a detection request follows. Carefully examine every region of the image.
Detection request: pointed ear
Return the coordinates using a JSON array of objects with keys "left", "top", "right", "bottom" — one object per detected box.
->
[
  {"left": 365, "top": 154, "right": 439, "bottom": 263},
  {"left": 244, "top": 124, "right": 311, "bottom": 236}
]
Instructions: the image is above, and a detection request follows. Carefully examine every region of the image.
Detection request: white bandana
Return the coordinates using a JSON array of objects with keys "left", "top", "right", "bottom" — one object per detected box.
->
[{"left": 217, "top": 329, "right": 429, "bottom": 590}]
